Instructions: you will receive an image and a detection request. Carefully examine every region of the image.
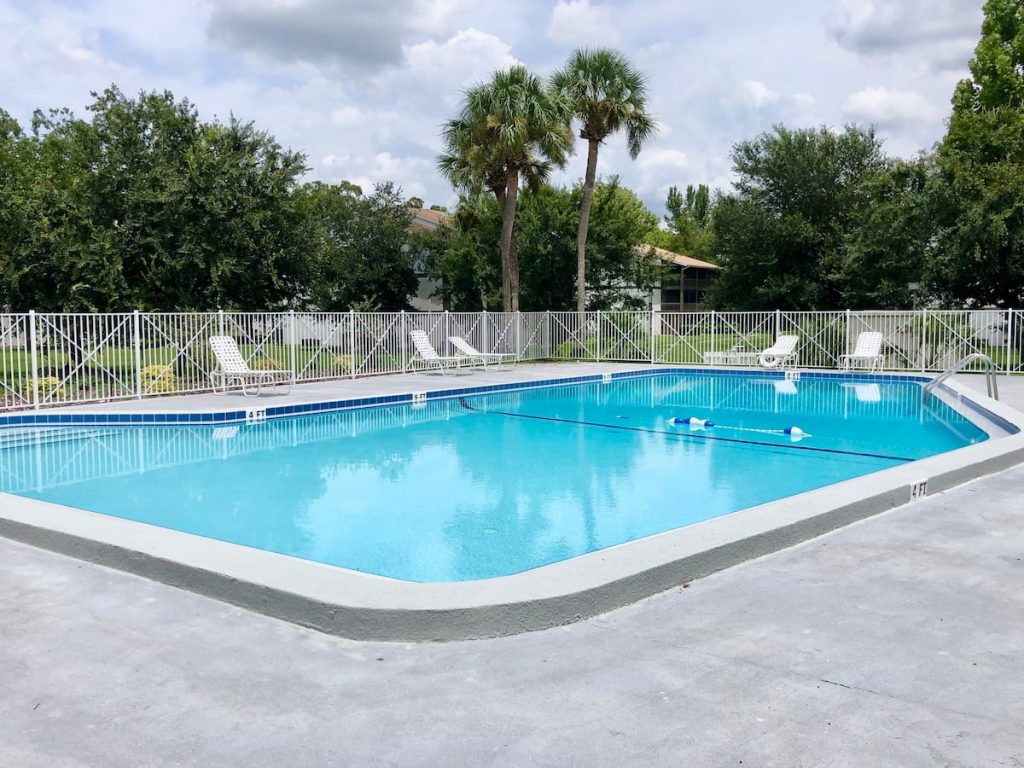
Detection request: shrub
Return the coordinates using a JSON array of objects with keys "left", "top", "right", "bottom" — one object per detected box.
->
[
  {"left": 332, "top": 354, "right": 353, "bottom": 374},
  {"left": 250, "top": 356, "right": 283, "bottom": 371},
  {"left": 33, "top": 375, "right": 65, "bottom": 399},
  {"left": 139, "top": 364, "right": 177, "bottom": 394}
]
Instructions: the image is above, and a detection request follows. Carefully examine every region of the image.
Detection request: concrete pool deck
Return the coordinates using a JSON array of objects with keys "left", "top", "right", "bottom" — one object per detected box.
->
[
  {"left": 33, "top": 361, "right": 653, "bottom": 414},
  {"left": 1, "top": 364, "right": 1023, "bottom": 643},
  {"left": 2, "top": 460, "right": 1022, "bottom": 766}
]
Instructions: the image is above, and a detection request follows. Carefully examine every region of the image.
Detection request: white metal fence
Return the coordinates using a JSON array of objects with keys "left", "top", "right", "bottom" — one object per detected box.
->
[{"left": 1, "top": 309, "right": 1022, "bottom": 412}]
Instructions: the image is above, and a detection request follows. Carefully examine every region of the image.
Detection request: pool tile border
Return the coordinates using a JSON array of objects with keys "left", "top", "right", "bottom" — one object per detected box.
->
[{"left": 0, "top": 366, "right": 967, "bottom": 430}]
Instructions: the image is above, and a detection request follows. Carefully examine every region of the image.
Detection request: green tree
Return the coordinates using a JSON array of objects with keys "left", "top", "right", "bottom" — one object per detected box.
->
[
  {"left": 928, "top": 0, "right": 1024, "bottom": 307},
  {"left": 439, "top": 65, "right": 573, "bottom": 312},
  {"left": 296, "top": 181, "right": 417, "bottom": 311},
  {"left": 422, "top": 192, "right": 503, "bottom": 310},
  {"left": 653, "top": 183, "right": 714, "bottom": 260},
  {"left": 86, "top": 88, "right": 310, "bottom": 309},
  {"left": 0, "top": 87, "right": 312, "bottom": 311},
  {"left": 551, "top": 48, "right": 656, "bottom": 312},
  {"left": 8, "top": 107, "right": 122, "bottom": 311},
  {"left": 844, "top": 157, "right": 933, "bottom": 308},
  {"left": 706, "top": 125, "right": 887, "bottom": 310},
  {"left": 427, "top": 180, "right": 659, "bottom": 310}
]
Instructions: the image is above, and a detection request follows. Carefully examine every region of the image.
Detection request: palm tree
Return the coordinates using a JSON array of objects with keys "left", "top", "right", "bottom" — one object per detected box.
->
[
  {"left": 552, "top": 48, "right": 656, "bottom": 312},
  {"left": 439, "top": 65, "right": 572, "bottom": 311}
]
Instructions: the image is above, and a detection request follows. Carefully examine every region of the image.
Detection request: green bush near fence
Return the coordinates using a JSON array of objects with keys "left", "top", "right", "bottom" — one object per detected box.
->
[
  {"left": 332, "top": 354, "right": 353, "bottom": 374},
  {"left": 34, "top": 376, "right": 65, "bottom": 399},
  {"left": 250, "top": 356, "right": 284, "bottom": 371},
  {"left": 139, "top": 364, "right": 177, "bottom": 394}
]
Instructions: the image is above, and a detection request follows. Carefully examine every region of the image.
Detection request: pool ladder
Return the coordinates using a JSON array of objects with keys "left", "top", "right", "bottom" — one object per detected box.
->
[{"left": 922, "top": 353, "right": 999, "bottom": 402}]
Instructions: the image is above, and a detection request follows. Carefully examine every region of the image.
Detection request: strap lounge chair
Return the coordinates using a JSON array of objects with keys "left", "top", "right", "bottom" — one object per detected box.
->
[
  {"left": 448, "top": 336, "right": 517, "bottom": 369},
  {"left": 209, "top": 336, "right": 292, "bottom": 396},
  {"left": 409, "top": 330, "right": 466, "bottom": 375},
  {"left": 758, "top": 335, "right": 799, "bottom": 369},
  {"left": 839, "top": 332, "right": 884, "bottom": 371}
]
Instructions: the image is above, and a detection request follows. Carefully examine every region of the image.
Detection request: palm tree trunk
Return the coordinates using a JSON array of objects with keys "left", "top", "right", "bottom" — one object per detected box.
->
[
  {"left": 499, "top": 169, "right": 520, "bottom": 312},
  {"left": 576, "top": 138, "right": 601, "bottom": 313},
  {"left": 493, "top": 186, "right": 519, "bottom": 312}
]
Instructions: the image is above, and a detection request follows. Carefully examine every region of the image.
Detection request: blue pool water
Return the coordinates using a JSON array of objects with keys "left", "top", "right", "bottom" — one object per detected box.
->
[{"left": 0, "top": 373, "right": 987, "bottom": 582}]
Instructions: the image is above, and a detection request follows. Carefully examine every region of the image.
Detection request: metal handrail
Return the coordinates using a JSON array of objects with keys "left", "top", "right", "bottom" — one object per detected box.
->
[{"left": 922, "top": 353, "right": 999, "bottom": 402}]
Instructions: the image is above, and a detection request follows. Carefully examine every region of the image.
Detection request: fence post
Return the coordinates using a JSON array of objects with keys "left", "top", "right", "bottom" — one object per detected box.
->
[
  {"left": 349, "top": 310, "right": 356, "bottom": 379},
  {"left": 133, "top": 310, "right": 143, "bottom": 399},
  {"left": 481, "top": 309, "right": 489, "bottom": 354},
  {"left": 546, "top": 310, "right": 552, "bottom": 359},
  {"left": 596, "top": 310, "right": 602, "bottom": 362},
  {"left": 711, "top": 309, "right": 717, "bottom": 362},
  {"left": 1006, "top": 310, "right": 1015, "bottom": 374},
  {"left": 28, "top": 310, "right": 39, "bottom": 410},
  {"left": 288, "top": 309, "right": 297, "bottom": 386},
  {"left": 920, "top": 309, "right": 928, "bottom": 372},
  {"left": 515, "top": 311, "right": 522, "bottom": 359},
  {"left": 845, "top": 309, "right": 851, "bottom": 359},
  {"left": 775, "top": 308, "right": 781, "bottom": 340},
  {"left": 401, "top": 311, "right": 408, "bottom": 373},
  {"left": 217, "top": 308, "right": 224, "bottom": 337},
  {"left": 649, "top": 309, "right": 656, "bottom": 364}
]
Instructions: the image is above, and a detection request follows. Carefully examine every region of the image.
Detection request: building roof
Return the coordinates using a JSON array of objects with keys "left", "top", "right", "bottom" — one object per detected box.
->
[
  {"left": 642, "top": 245, "right": 719, "bottom": 271},
  {"left": 408, "top": 208, "right": 453, "bottom": 231}
]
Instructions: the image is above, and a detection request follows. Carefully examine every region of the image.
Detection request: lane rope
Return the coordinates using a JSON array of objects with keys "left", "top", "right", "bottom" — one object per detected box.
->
[{"left": 457, "top": 398, "right": 913, "bottom": 463}]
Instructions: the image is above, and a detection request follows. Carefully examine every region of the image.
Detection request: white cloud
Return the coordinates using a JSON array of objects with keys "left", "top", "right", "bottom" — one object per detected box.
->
[
  {"left": 637, "top": 148, "right": 688, "bottom": 171},
  {"left": 330, "top": 106, "right": 365, "bottom": 126},
  {"left": 403, "top": 29, "right": 517, "bottom": 91},
  {"left": 413, "top": 0, "right": 481, "bottom": 35},
  {"left": 739, "top": 80, "right": 779, "bottom": 109},
  {"left": 842, "top": 86, "right": 938, "bottom": 127},
  {"left": 546, "top": 0, "right": 620, "bottom": 47},
  {"left": 826, "top": 0, "right": 982, "bottom": 72}
]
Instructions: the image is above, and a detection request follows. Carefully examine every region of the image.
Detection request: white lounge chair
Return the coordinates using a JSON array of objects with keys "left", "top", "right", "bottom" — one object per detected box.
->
[
  {"left": 758, "top": 335, "right": 799, "bottom": 369},
  {"left": 840, "top": 332, "right": 884, "bottom": 371},
  {"left": 448, "top": 336, "right": 517, "bottom": 369},
  {"left": 409, "top": 330, "right": 466, "bottom": 375},
  {"left": 209, "top": 336, "right": 292, "bottom": 396}
]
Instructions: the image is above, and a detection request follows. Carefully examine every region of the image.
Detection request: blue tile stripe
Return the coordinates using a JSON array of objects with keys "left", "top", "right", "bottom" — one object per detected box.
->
[{"left": 0, "top": 367, "right": 967, "bottom": 430}]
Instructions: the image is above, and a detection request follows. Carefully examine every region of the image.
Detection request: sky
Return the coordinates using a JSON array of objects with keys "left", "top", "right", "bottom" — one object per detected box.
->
[{"left": 0, "top": 0, "right": 986, "bottom": 216}]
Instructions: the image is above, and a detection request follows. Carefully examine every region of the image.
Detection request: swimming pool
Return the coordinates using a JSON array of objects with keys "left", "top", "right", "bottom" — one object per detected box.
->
[{"left": 0, "top": 371, "right": 989, "bottom": 582}]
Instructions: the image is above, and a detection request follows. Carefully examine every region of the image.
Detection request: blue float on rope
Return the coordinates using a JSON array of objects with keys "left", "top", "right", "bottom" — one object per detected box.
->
[{"left": 668, "top": 416, "right": 715, "bottom": 428}]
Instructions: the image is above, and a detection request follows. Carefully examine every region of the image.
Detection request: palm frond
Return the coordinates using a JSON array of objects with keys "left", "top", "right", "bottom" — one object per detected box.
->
[{"left": 550, "top": 47, "right": 656, "bottom": 153}]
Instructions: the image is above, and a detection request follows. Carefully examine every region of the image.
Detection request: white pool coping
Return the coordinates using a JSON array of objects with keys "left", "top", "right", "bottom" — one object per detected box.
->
[{"left": 2, "top": 367, "right": 1023, "bottom": 641}]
